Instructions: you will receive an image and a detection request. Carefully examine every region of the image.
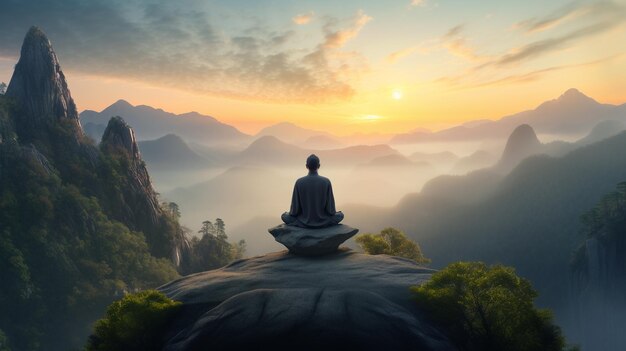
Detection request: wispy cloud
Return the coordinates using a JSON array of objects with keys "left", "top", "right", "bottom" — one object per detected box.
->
[
  {"left": 432, "top": 1, "right": 626, "bottom": 91},
  {"left": 385, "top": 46, "right": 420, "bottom": 64},
  {"left": 293, "top": 12, "right": 314, "bottom": 25},
  {"left": 440, "top": 25, "right": 489, "bottom": 62},
  {"left": 322, "top": 10, "right": 372, "bottom": 49},
  {"left": 494, "top": 21, "right": 621, "bottom": 67},
  {"left": 0, "top": 1, "right": 372, "bottom": 104},
  {"left": 410, "top": 0, "right": 426, "bottom": 7},
  {"left": 438, "top": 1, "right": 626, "bottom": 71},
  {"left": 514, "top": 1, "right": 621, "bottom": 33},
  {"left": 439, "top": 53, "right": 626, "bottom": 90}
]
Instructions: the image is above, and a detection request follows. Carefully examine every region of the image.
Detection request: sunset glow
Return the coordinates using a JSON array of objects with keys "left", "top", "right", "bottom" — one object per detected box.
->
[{"left": 0, "top": 0, "right": 625, "bottom": 135}]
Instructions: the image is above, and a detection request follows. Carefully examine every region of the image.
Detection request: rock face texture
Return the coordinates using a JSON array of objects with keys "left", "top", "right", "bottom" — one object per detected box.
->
[
  {"left": 268, "top": 223, "right": 358, "bottom": 255},
  {"left": 3, "top": 26, "right": 189, "bottom": 267},
  {"left": 159, "top": 249, "right": 455, "bottom": 350},
  {"left": 100, "top": 116, "right": 190, "bottom": 261},
  {"left": 5, "top": 26, "right": 83, "bottom": 143}
]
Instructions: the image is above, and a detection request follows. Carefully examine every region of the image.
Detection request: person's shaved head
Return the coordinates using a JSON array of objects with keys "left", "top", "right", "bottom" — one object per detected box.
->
[{"left": 306, "top": 154, "right": 320, "bottom": 170}]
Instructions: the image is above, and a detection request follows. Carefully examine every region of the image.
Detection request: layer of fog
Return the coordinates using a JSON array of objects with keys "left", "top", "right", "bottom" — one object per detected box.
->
[{"left": 148, "top": 139, "right": 507, "bottom": 256}]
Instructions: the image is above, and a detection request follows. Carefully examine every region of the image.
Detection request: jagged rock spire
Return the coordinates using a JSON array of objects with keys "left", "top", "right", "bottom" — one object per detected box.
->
[
  {"left": 6, "top": 26, "right": 83, "bottom": 141},
  {"left": 101, "top": 116, "right": 141, "bottom": 159}
]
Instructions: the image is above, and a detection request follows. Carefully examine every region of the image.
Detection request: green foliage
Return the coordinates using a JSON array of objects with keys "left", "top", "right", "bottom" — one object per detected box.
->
[
  {"left": 184, "top": 218, "right": 246, "bottom": 274},
  {"left": 355, "top": 227, "right": 430, "bottom": 264},
  {"left": 412, "top": 262, "right": 565, "bottom": 351},
  {"left": 0, "top": 100, "right": 180, "bottom": 350},
  {"left": 86, "top": 290, "right": 181, "bottom": 351},
  {"left": 0, "top": 82, "right": 6, "bottom": 95},
  {"left": 572, "top": 181, "right": 626, "bottom": 274}
]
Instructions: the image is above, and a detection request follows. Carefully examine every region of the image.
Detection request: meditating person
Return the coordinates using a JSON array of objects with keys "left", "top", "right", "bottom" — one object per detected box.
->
[{"left": 282, "top": 154, "right": 344, "bottom": 228}]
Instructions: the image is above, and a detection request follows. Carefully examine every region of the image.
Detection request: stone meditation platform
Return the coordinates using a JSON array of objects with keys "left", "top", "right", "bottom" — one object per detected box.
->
[{"left": 268, "top": 223, "right": 359, "bottom": 255}]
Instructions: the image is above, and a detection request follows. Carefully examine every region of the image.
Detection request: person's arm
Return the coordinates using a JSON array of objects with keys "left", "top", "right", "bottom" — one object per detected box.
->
[
  {"left": 325, "top": 181, "right": 337, "bottom": 215},
  {"left": 289, "top": 182, "right": 301, "bottom": 216}
]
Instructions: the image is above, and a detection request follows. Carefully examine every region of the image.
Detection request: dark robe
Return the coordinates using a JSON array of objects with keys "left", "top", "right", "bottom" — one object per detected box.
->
[{"left": 282, "top": 171, "right": 344, "bottom": 228}]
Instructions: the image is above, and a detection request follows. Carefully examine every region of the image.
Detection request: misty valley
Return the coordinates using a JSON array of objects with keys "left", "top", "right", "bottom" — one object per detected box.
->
[{"left": 2, "top": 3, "right": 626, "bottom": 350}]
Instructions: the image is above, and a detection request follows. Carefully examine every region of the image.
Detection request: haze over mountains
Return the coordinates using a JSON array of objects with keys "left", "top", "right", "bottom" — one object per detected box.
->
[
  {"left": 72, "top": 52, "right": 626, "bottom": 351},
  {"left": 80, "top": 88, "right": 626, "bottom": 240},
  {"left": 80, "top": 99, "right": 250, "bottom": 145},
  {"left": 2, "top": 23, "right": 626, "bottom": 351},
  {"left": 391, "top": 88, "right": 626, "bottom": 144}
]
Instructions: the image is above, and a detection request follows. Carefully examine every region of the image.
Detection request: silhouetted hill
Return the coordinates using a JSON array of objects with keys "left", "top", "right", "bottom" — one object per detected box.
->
[
  {"left": 234, "top": 136, "right": 400, "bottom": 168},
  {"left": 357, "top": 154, "right": 418, "bottom": 168},
  {"left": 256, "top": 122, "right": 334, "bottom": 145},
  {"left": 450, "top": 150, "right": 495, "bottom": 174},
  {"left": 317, "top": 144, "right": 400, "bottom": 167},
  {"left": 138, "top": 134, "right": 211, "bottom": 169},
  {"left": 80, "top": 100, "right": 250, "bottom": 145},
  {"left": 409, "top": 151, "right": 458, "bottom": 165},
  {"left": 350, "top": 131, "right": 626, "bottom": 340},
  {"left": 495, "top": 124, "right": 542, "bottom": 172},
  {"left": 391, "top": 89, "right": 626, "bottom": 143},
  {"left": 235, "top": 136, "right": 306, "bottom": 166},
  {"left": 303, "top": 134, "right": 345, "bottom": 149},
  {"left": 166, "top": 166, "right": 292, "bottom": 228},
  {"left": 577, "top": 119, "right": 625, "bottom": 146}
]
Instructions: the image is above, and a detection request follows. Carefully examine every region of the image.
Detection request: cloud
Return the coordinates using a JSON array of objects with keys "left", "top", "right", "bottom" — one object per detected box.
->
[
  {"left": 494, "top": 20, "right": 621, "bottom": 66},
  {"left": 440, "top": 24, "right": 487, "bottom": 62},
  {"left": 322, "top": 10, "right": 372, "bottom": 49},
  {"left": 410, "top": 0, "right": 426, "bottom": 7},
  {"left": 439, "top": 53, "right": 626, "bottom": 90},
  {"left": 293, "top": 12, "right": 314, "bottom": 25},
  {"left": 514, "top": 1, "right": 621, "bottom": 33},
  {"left": 0, "top": 1, "right": 371, "bottom": 104},
  {"left": 439, "top": 1, "right": 626, "bottom": 69},
  {"left": 385, "top": 46, "right": 420, "bottom": 64}
]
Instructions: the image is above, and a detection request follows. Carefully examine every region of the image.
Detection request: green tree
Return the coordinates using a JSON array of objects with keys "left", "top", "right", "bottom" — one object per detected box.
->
[
  {"left": 198, "top": 220, "right": 214, "bottom": 237},
  {"left": 168, "top": 202, "right": 181, "bottom": 219},
  {"left": 86, "top": 290, "right": 181, "bottom": 351},
  {"left": 183, "top": 218, "right": 245, "bottom": 274},
  {"left": 231, "top": 239, "right": 247, "bottom": 259},
  {"left": 0, "top": 82, "right": 6, "bottom": 95},
  {"left": 412, "top": 262, "right": 566, "bottom": 351},
  {"left": 215, "top": 218, "right": 226, "bottom": 240},
  {"left": 355, "top": 227, "right": 430, "bottom": 264}
]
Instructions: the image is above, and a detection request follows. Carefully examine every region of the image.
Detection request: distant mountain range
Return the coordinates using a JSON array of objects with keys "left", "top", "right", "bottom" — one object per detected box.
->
[
  {"left": 232, "top": 135, "right": 400, "bottom": 168},
  {"left": 81, "top": 88, "right": 626, "bottom": 152},
  {"left": 347, "top": 128, "right": 626, "bottom": 344},
  {"left": 80, "top": 99, "right": 250, "bottom": 145},
  {"left": 391, "top": 89, "right": 626, "bottom": 144},
  {"left": 256, "top": 122, "right": 335, "bottom": 145},
  {"left": 138, "top": 134, "right": 211, "bottom": 170}
]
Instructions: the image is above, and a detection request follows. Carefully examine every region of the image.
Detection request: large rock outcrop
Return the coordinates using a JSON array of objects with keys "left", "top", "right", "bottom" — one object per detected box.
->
[
  {"left": 100, "top": 116, "right": 190, "bottom": 262},
  {"left": 5, "top": 26, "right": 83, "bottom": 144},
  {"left": 100, "top": 116, "right": 161, "bottom": 228},
  {"left": 268, "top": 223, "right": 358, "bottom": 255},
  {"left": 159, "top": 249, "right": 455, "bottom": 350}
]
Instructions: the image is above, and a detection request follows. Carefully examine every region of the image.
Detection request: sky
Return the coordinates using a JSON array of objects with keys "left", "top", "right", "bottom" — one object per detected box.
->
[{"left": 1, "top": 0, "right": 626, "bottom": 135}]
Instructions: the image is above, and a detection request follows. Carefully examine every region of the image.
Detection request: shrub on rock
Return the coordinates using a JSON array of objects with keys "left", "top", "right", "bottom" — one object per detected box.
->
[
  {"left": 412, "top": 262, "right": 567, "bottom": 351},
  {"left": 356, "top": 227, "right": 430, "bottom": 264},
  {"left": 86, "top": 290, "right": 181, "bottom": 351}
]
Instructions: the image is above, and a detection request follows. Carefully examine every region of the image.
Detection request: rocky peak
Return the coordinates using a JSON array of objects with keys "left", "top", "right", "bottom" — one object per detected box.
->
[
  {"left": 497, "top": 124, "right": 542, "bottom": 172},
  {"left": 6, "top": 26, "right": 83, "bottom": 141},
  {"left": 553, "top": 88, "right": 597, "bottom": 107},
  {"left": 101, "top": 116, "right": 140, "bottom": 159}
]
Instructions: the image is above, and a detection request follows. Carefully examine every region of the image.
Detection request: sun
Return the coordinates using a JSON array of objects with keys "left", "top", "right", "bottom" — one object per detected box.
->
[{"left": 392, "top": 90, "right": 403, "bottom": 100}]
